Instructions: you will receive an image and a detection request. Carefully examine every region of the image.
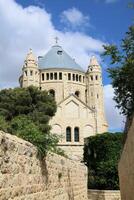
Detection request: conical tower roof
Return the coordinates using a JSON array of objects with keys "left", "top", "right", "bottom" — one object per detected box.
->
[
  {"left": 26, "top": 49, "right": 36, "bottom": 61},
  {"left": 89, "top": 56, "right": 100, "bottom": 66}
]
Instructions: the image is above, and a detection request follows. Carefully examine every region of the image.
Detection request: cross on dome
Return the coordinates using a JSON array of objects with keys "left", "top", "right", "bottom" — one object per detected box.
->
[
  {"left": 54, "top": 36, "right": 59, "bottom": 44},
  {"left": 29, "top": 48, "right": 33, "bottom": 54}
]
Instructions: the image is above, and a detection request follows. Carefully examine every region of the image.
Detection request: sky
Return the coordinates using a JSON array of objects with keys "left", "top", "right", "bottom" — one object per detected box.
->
[{"left": 0, "top": 0, "right": 133, "bottom": 131}]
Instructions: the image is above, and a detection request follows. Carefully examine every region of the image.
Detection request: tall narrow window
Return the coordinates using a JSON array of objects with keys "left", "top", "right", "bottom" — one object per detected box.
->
[
  {"left": 50, "top": 73, "right": 53, "bottom": 80},
  {"left": 79, "top": 75, "right": 81, "bottom": 82},
  {"left": 76, "top": 74, "right": 78, "bottom": 81},
  {"left": 68, "top": 73, "right": 71, "bottom": 80},
  {"left": 46, "top": 73, "right": 49, "bottom": 80},
  {"left": 59, "top": 72, "right": 62, "bottom": 80},
  {"left": 49, "top": 89, "right": 55, "bottom": 98},
  {"left": 42, "top": 73, "right": 44, "bottom": 81},
  {"left": 25, "top": 71, "right": 27, "bottom": 76},
  {"left": 96, "top": 75, "right": 98, "bottom": 80},
  {"left": 54, "top": 73, "right": 57, "bottom": 80},
  {"left": 30, "top": 70, "right": 33, "bottom": 76},
  {"left": 74, "top": 127, "right": 79, "bottom": 142},
  {"left": 83, "top": 76, "right": 85, "bottom": 83},
  {"left": 90, "top": 75, "right": 93, "bottom": 81},
  {"left": 73, "top": 74, "right": 75, "bottom": 81},
  {"left": 66, "top": 127, "right": 71, "bottom": 142}
]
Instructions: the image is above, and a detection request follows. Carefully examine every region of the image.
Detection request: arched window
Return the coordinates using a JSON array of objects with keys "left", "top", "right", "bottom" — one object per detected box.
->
[
  {"left": 50, "top": 73, "right": 53, "bottom": 80},
  {"left": 59, "top": 72, "right": 62, "bottom": 80},
  {"left": 54, "top": 73, "right": 57, "bottom": 80},
  {"left": 75, "top": 91, "right": 80, "bottom": 97},
  {"left": 68, "top": 73, "right": 71, "bottom": 80},
  {"left": 42, "top": 73, "right": 44, "bottom": 81},
  {"left": 90, "top": 75, "right": 93, "bottom": 81},
  {"left": 49, "top": 89, "right": 55, "bottom": 98},
  {"left": 30, "top": 70, "right": 33, "bottom": 76},
  {"left": 79, "top": 75, "right": 81, "bottom": 82},
  {"left": 74, "top": 127, "right": 79, "bottom": 142},
  {"left": 83, "top": 76, "right": 85, "bottom": 83},
  {"left": 66, "top": 127, "right": 71, "bottom": 142},
  {"left": 76, "top": 74, "right": 78, "bottom": 81},
  {"left": 24, "top": 70, "right": 27, "bottom": 76},
  {"left": 73, "top": 74, "right": 75, "bottom": 81},
  {"left": 46, "top": 73, "right": 49, "bottom": 80}
]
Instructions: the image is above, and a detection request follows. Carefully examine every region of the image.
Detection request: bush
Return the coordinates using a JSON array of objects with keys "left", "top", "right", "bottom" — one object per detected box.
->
[
  {"left": 0, "top": 86, "right": 62, "bottom": 158},
  {"left": 84, "top": 132, "right": 123, "bottom": 190}
]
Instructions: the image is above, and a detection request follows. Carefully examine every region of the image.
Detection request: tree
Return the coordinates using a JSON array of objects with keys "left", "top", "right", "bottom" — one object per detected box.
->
[
  {"left": 84, "top": 132, "right": 123, "bottom": 190},
  {"left": 103, "top": 25, "right": 134, "bottom": 126},
  {"left": 0, "top": 86, "right": 59, "bottom": 157},
  {"left": 0, "top": 115, "right": 9, "bottom": 132}
]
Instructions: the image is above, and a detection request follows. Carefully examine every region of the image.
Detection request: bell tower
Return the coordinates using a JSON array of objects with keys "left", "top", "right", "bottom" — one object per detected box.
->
[
  {"left": 86, "top": 56, "right": 108, "bottom": 133},
  {"left": 19, "top": 49, "right": 39, "bottom": 88}
]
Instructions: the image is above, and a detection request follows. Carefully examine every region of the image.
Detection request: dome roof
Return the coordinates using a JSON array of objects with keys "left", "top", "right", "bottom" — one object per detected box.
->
[{"left": 38, "top": 45, "right": 84, "bottom": 72}]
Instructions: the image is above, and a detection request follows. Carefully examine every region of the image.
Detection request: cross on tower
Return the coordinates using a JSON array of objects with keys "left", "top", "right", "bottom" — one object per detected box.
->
[{"left": 54, "top": 36, "right": 59, "bottom": 44}]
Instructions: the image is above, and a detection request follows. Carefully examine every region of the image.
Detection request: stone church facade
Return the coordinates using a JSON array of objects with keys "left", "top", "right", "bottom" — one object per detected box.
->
[{"left": 19, "top": 43, "right": 108, "bottom": 160}]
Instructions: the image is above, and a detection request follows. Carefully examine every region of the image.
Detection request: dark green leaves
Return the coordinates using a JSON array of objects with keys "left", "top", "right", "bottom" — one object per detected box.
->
[
  {"left": 84, "top": 132, "right": 123, "bottom": 190},
  {"left": 0, "top": 86, "right": 59, "bottom": 157},
  {"left": 103, "top": 25, "right": 134, "bottom": 117}
]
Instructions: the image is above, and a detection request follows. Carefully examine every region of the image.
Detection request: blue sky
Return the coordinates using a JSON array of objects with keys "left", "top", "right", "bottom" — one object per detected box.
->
[
  {"left": 16, "top": 0, "right": 133, "bottom": 85},
  {"left": 0, "top": 0, "right": 133, "bottom": 131}
]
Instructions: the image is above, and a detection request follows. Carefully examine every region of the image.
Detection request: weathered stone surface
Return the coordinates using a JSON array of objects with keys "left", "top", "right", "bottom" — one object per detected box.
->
[
  {"left": 88, "top": 189, "right": 121, "bottom": 200},
  {"left": 118, "top": 117, "right": 134, "bottom": 200},
  {"left": 0, "top": 131, "right": 88, "bottom": 200}
]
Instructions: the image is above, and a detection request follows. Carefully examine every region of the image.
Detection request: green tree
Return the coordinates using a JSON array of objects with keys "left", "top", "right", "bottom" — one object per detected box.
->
[
  {"left": 84, "top": 132, "right": 123, "bottom": 190},
  {"left": 9, "top": 115, "right": 59, "bottom": 156},
  {"left": 103, "top": 25, "right": 134, "bottom": 126},
  {"left": 0, "top": 86, "right": 59, "bottom": 157},
  {"left": 0, "top": 115, "right": 9, "bottom": 132}
]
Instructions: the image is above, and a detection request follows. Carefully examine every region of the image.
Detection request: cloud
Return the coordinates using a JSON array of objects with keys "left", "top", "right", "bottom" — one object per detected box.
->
[
  {"left": 60, "top": 7, "right": 90, "bottom": 30},
  {"left": 104, "top": 84, "right": 125, "bottom": 132},
  {"left": 105, "top": 0, "right": 118, "bottom": 3},
  {"left": 0, "top": 0, "right": 124, "bottom": 131},
  {"left": 0, "top": 0, "right": 104, "bottom": 89}
]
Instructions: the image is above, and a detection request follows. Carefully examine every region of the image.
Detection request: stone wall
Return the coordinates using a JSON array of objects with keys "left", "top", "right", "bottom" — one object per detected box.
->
[
  {"left": 0, "top": 131, "right": 88, "bottom": 200},
  {"left": 118, "top": 117, "right": 134, "bottom": 200},
  {"left": 88, "top": 189, "right": 121, "bottom": 200}
]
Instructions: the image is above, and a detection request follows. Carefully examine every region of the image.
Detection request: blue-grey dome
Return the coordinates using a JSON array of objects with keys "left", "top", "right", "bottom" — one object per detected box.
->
[{"left": 38, "top": 45, "right": 84, "bottom": 72}]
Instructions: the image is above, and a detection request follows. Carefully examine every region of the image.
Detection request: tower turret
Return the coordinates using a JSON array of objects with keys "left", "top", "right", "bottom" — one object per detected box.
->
[
  {"left": 19, "top": 49, "right": 39, "bottom": 88},
  {"left": 86, "top": 56, "right": 108, "bottom": 133}
]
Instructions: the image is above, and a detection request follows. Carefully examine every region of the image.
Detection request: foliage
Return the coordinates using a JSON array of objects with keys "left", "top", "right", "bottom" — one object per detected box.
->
[
  {"left": 84, "top": 132, "right": 123, "bottom": 190},
  {"left": 0, "top": 86, "right": 61, "bottom": 157},
  {"left": 103, "top": 25, "right": 134, "bottom": 118},
  {"left": 0, "top": 115, "right": 9, "bottom": 132}
]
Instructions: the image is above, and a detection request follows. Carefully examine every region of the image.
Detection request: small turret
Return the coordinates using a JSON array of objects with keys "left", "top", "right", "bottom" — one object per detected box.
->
[
  {"left": 86, "top": 56, "right": 108, "bottom": 133},
  {"left": 19, "top": 49, "right": 39, "bottom": 88}
]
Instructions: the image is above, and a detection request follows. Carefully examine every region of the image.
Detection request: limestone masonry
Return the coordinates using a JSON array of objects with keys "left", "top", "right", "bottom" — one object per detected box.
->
[
  {"left": 88, "top": 189, "right": 120, "bottom": 200},
  {"left": 119, "top": 117, "right": 134, "bottom": 200},
  {"left": 0, "top": 131, "right": 88, "bottom": 200},
  {"left": 19, "top": 43, "right": 108, "bottom": 159}
]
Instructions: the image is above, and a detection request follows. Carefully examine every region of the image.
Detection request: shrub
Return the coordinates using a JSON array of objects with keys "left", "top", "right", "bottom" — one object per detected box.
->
[
  {"left": 0, "top": 86, "right": 63, "bottom": 158},
  {"left": 84, "top": 132, "right": 123, "bottom": 190}
]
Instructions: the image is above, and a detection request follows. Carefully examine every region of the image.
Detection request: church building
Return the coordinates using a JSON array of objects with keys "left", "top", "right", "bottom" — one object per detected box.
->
[{"left": 19, "top": 41, "right": 108, "bottom": 160}]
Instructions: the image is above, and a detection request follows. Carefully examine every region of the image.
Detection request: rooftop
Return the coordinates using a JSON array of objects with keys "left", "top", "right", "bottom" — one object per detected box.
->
[{"left": 38, "top": 45, "right": 84, "bottom": 72}]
